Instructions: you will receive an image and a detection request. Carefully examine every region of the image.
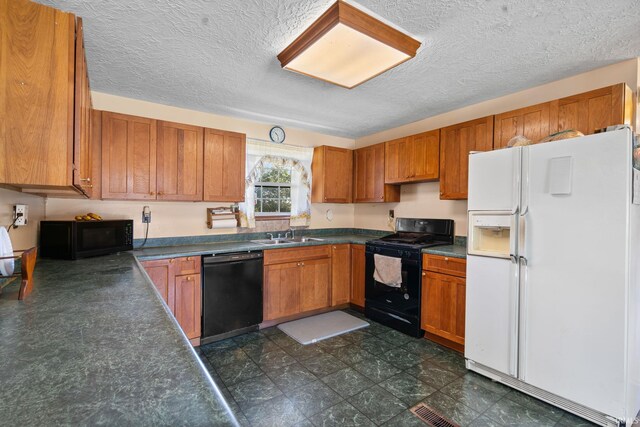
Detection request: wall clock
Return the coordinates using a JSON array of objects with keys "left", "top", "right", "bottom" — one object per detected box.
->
[{"left": 269, "top": 126, "right": 286, "bottom": 144}]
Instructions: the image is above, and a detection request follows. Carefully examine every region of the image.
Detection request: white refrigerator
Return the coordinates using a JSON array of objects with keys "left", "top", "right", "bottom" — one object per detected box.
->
[{"left": 465, "top": 128, "right": 640, "bottom": 427}]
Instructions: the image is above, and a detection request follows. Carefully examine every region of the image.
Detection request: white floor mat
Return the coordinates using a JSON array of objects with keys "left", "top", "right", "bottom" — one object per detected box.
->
[{"left": 277, "top": 311, "right": 369, "bottom": 345}]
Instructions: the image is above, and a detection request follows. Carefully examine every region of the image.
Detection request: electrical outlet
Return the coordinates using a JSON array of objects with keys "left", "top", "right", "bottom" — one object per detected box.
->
[
  {"left": 14, "top": 204, "right": 28, "bottom": 227},
  {"left": 142, "top": 206, "right": 151, "bottom": 224},
  {"left": 388, "top": 209, "right": 395, "bottom": 219}
]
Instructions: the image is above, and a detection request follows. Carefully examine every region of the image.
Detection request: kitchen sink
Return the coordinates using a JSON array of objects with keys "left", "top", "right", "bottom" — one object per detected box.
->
[{"left": 250, "top": 237, "right": 325, "bottom": 245}]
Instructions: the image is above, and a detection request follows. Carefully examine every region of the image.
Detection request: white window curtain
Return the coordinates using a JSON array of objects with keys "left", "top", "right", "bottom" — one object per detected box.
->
[{"left": 238, "top": 139, "right": 313, "bottom": 228}]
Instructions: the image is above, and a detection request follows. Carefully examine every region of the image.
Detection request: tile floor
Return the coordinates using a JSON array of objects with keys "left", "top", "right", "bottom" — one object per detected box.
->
[{"left": 196, "top": 310, "right": 598, "bottom": 427}]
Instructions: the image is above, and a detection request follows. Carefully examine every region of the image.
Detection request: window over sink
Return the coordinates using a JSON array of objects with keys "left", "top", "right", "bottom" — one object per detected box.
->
[{"left": 254, "top": 164, "right": 292, "bottom": 216}]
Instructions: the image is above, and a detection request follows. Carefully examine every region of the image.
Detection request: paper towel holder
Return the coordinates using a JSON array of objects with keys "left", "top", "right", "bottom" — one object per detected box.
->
[{"left": 206, "top": 207, "right": 240, "bottom": 229}]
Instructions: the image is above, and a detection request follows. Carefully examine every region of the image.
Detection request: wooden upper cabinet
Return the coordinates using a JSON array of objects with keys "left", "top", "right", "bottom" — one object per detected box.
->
[
  {"left": 156, "top": 121, "right": 204, "bottom": 201},
  {"left": 72, "top": 17, "right": 93, "bottom": 197},
  {"left": 101, "top": 112, "right": 157, "bottom": 200},
  {"left": 385, "top": 130, "right": 439, "bottom": 184},
  {"left": 312, "top": 146, "right": 353, "bottom": 203},
  {"left": 203, "top": 129, "right": 246, "bottom": 202},
  {"left": 0, "top": 0, "right": 77, "bottom": 189},
  {"left": 557, "top": 83, "right": 634, "bottom": 135},
  {"left": 440, "top": 116, "right": 494, "bottom": 200},
  {"left": 494, "top": 101, "right": 559, "bottom": 149},
  {"left": 353, "top": 143, "right": 400, "bottom": 203}
]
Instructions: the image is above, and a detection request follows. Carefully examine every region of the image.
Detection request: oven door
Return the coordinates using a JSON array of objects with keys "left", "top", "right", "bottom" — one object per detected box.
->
[
  {"left": 74, "top": 221, "right": 133, "bottom": 259},
  {"left": 364, "top": 245, "right": 422, "bottom": 327}
]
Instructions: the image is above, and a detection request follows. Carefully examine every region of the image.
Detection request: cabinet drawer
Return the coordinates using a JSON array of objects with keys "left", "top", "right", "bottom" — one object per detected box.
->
[
  {"left": 264, "top": 245, "right": 331, "bottom": 266},
  {"left": 174, "top": 256, "right": 201, "bottom": 275},
  {"left": 423, "top": 254, "right": 466, "bottom": 278}
]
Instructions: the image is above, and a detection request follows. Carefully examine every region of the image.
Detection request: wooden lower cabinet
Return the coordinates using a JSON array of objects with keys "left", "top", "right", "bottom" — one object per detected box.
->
[
  {"left": 141, "top": 256, "right": 202, "bottom": 344},
  {"left": 350, "top": 244, "right": 366, "bottom": 308},
  {"left": 331, "top": 244, "right": 351, "bottom": 306},
  {"left": 264, "top": 261, "right": 301, "bottom": 320},
  {"left": 421, "top": 254, "right": 466, "bottom": 351},
  {"left": 174, "top": 274, "right": 201, "bottom": 340},
  {"left": 299, "top": 258, "right": 331, "bottom": 312}
]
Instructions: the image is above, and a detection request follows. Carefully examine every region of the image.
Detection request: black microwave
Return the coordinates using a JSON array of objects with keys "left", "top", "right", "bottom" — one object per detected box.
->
[{"left": 40, "top": 220, "right": 133, "bottom": 260}]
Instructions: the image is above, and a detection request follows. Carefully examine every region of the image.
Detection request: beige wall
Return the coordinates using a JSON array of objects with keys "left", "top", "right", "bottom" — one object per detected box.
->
[
  {"left": 45, "top": 93, "right": 355, "bottom": 239},
  {"left": 0, "top": 188, "right": 46, "bottom": 250},
  {"left": 355, "top": 59, "right": 640, "bottom": 235}
]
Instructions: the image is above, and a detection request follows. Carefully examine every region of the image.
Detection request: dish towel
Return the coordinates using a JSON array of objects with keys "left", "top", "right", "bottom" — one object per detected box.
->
[
  {"left": 373, "top": 254, "right": 402, "bottom": 288},
  {"left": 0, "top": 227, "right": 14, "bottom": 276}
]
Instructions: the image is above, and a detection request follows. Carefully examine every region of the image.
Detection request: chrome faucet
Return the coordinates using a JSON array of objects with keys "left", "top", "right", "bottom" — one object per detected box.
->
[
  {"left": 267, "top": 233, "right": 274, "bottom": 240},
  {"left": 285, "top": 228, "right": 295, "bottom": 239}
]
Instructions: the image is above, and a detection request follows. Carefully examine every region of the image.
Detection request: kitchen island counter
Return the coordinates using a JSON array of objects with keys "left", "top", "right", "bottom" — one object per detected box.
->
[{"left": 0, "top": 253, "right": 239, "bottom": 426}]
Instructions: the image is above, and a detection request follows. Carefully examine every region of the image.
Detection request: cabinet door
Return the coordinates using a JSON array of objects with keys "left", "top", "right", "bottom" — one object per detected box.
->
[
  {"left": 354, "top": 143, "right": 400, "bottom": 203},
  {"left": 141, "top": 258, "right": 175, "bottom": 307},
  {"left": 101, "top": 112, "right": 157, "bottom": 200},
  {"left": 384, "top": 137, "right": 411, "bottom": 183},
  {"left": 410, "top": 130, "right": 440, "bottom": 181},
  {"left": 421, "top": 271, "right": 466, "bottom": 345},
  {"left": 73, "top": 17, "right": 93, "bottom": 196},
  {"left": 156, "top": 121, "right": 203, "bottom": 201},
  {"left": 312, "top": 146, "right": 353, "bottom": 203},
  {"left": 264, "top": 262, "right": 300, "bottom": 320},
  {"left": 440, "top": 116, "right": 494, "bottom": 200},
  {"left": 331, "top": 244, "right": 351, "bottom": 306},
  {"left": 350, "top": 244, "right": 366, "bottom": 308},
  {"left": 494, "top": 101, "right": 558, "bottom": 149},
  {"left": 0, "top": 0, "right": 75, "bottom": 186},
  {"left": 557, "top": 83, "right": 632, "bottom": 135},
  {"left": 299, "top": 258, "right": 331, "bottom": 312},
  {"left": 174, "top": 274, "right": 201, "bottom": 340},
  {"left": 203, "top": 129, "right": 246, "bottom": 202}
]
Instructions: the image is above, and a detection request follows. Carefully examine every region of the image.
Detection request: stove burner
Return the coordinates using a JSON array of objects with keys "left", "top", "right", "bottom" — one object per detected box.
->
[{"left": 379, "top": 232, "right": 435, "bottom": 245}]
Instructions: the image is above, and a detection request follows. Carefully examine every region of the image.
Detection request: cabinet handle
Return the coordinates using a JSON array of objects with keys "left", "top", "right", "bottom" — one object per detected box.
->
[
  {"left": 333, "top": 246, "right": 336, "bottom": 249},
  {"left": 187, "top": 257, "right": 192, "bottom": 261},
  {"left": 169, "top": 259, "right": 174, "bottom": 263},
  {"left": 150, "top": 191, "right": 155, "bottom": 196},
  {"left": 300, "top": 262, "right": 305, "bottom": 266},
  {"left": 444, "top": 257, "right": 449, "bottom": 261},
  {"left": 187, "top": 276, "right": 192, "bottom": 281},
  {"left": 422, "top": 272, "right": 426, "bottom": 276},
  {"left": 80, "top": 178, "right": 91, "bottom": 182}
]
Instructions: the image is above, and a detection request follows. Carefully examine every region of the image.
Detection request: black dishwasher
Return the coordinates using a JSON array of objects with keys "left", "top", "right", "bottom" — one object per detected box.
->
[{"left": 201, "top": 251, "right": 263, "bottom": 344}]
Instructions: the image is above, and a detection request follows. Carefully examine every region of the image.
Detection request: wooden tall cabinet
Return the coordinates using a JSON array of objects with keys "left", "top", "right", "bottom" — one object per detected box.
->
[
  {"left": 385, "top": 130, "right": 440, "bottom": 184},
  {"left": 101, "top": 112, "right": 157, "bottom": 200},
  {"left": 311, "top": 146, "right": 353, "bottom": 203},
  {"left": 557, "top": 83, "right": 634, "bottom": 135},
  {"left": 156, "top": 121, "right": 204, "bottom": 201},
  {"left": 494, "top": 101, "right": 559, "bottom": 149},
  {"left": 141, "top": 256, "right": 202, "bottom": 343},
  {"left": 203, "top": 129, "right": 246, "bottom": 202},
  {"left": 331, "top": 244, "right": 351, "bottom": 306},
  {"left": 0, "top": 0, "right": 91, "bottom": 196},
  {"left": 353, "top": 144, "right": 400, "bottom": 203},
  {"left": 440, "top": 116, "right": 494, "bottom": 200},
  {"left": 350, "top": 244, "right": 366, "bottom": 308}
]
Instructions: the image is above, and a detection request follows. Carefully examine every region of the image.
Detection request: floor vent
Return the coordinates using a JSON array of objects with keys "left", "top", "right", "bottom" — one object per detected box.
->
[{"left": 410, "top": 403, "right": 460, "bottom": 427}]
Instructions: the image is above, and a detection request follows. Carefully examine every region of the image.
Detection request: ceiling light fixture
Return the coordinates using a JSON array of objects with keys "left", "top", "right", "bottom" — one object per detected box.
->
[{"left": 277, "top": 0, "right": 421, "bottom": 89}]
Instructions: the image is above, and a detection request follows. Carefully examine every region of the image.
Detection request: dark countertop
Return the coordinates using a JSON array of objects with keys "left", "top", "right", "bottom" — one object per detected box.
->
[
  {"left": 422, "top": 244, "right": 468, "bottom": 259},
  {"left": 134, "top": 234, "right": 375, "bottom": 260},
  {"left": 0, "top": 254, "right": 239, "bottom": 426}
]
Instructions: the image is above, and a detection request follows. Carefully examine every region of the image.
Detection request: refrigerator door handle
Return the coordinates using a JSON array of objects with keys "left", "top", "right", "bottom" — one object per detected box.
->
[
  {"left": 509, "top": 254, "right": 520, "bottom": 377},
  {"left": 518, "top": 255, "right": 529, "bottom": 380},
  {"left": 512, "top": 147, "right": 522, "bottom": 214}
]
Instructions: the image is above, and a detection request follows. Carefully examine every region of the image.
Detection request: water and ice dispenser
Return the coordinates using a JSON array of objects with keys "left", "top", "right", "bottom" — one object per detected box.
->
[{"left": 468, "top": 213, "right": 514, "bottom": 259}]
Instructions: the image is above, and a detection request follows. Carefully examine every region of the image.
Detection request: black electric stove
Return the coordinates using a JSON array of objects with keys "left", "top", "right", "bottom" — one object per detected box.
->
[{"left": 365, "top": 218, "right": 454, "bottom": 337}]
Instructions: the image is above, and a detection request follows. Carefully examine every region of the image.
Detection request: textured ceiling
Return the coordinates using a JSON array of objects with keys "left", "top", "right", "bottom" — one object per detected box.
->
[{"left": 36, "top": 0, "right": 640, "bottom": 138}]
